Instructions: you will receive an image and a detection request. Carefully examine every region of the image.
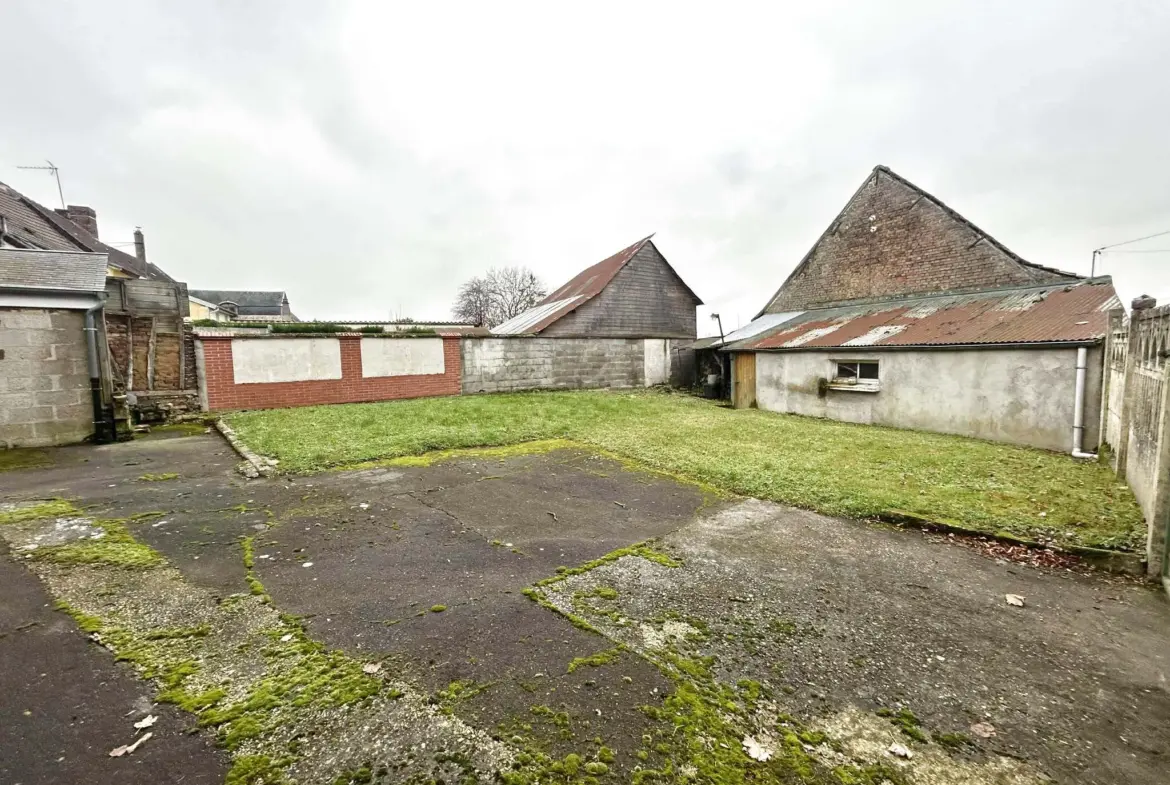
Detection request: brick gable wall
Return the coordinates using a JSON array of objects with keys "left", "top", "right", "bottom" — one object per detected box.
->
[
  {"left": 197, "top": 335, "right": 461, "bottom": 411},
  {"left": 762, "top": 169, "right": 1077, "bottom": 313}
]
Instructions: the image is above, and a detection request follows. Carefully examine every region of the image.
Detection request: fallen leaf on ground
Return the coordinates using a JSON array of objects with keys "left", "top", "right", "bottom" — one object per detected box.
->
[
  {"left": 362, "top": 662, "right": 382, "bottom": 674},
  {"left": 742, "top": 735, "right": 773, "bottom": 762},
  {"left": 109, "top": 732, "right": 152, "bottom": 757},
  {"left": 1005, "top": 594, "right": 1026, "bottom": 607},
  {"left": 970, "top": 722, "right": 997, "bottom": 738},
  {"left": 133, "top": 714, "right": 157, "bottom": 729},
  {"left": 280, "top": 633, "right": 293, "bottom": 642},
  {"left": 887, "top": 742, "right": 913, "bottom": 759}
]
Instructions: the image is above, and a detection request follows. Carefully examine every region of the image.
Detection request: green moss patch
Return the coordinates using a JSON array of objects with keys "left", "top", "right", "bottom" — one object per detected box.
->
[
  {"left": 138, "top": 472, "right": 180, "bottom": 482},
  {"left": 0, "top": 499, "right": 80, "bottom": 525},
  {"left": 0, "top": 448, "right": 52, "bottom": 472}
]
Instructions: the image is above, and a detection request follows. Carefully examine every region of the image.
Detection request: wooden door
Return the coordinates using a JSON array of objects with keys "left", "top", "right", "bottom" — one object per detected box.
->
[{"left": 733, "top": 352, "right": 756, "bottom": 409}]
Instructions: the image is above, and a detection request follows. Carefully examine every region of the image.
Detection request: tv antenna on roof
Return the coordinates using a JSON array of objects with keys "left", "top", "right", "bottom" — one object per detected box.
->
[{"left": 16, "top": 160, "right": 65, "bottom": 209}]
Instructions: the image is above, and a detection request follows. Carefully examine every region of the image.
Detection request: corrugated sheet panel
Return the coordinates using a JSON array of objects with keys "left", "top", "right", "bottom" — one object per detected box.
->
[
  {"left": 744, "top": 280, "right": 1120, "bottom": 350},
  {"left": 492, "top": 296, "right": 586, "bottom": 335}
]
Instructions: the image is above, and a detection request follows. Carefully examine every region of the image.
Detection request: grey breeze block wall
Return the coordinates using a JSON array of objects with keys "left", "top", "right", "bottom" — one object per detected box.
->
[
  {"left": 461, "top": 337, "right": 647, "bottom": 393},
  {"left": 0, "top": 308, "right": 93, "bottom": 448},
  {"left": 752, "top": 345, "right": 1102, "bottom": 453},
  {"left": 539, "top": 243, "right": 698, "bottom": 339}
]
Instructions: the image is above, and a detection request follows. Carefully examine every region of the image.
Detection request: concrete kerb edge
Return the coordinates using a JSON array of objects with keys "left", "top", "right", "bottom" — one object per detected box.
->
[
  {"left": 213, "top": 419, "right": 273, "bottom": 479},
  {"left": 880, "top": 509, "right": 1148, "bottom": 577}
]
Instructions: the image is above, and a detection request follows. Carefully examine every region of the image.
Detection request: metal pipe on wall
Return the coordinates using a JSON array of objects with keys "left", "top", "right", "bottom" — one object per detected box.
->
[{"left": 1072, "top": 345, "right": 1097, "bottom": 459}]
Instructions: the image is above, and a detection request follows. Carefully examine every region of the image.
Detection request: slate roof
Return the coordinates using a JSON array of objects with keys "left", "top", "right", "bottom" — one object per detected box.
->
[
  {"left": 0, "top": 249, "right": 108, "bottom": 294},
  {"left": 188, "top": 290, "right": 287, "bottom": 309},
  {"left": 492, "top": 235, "right": 701, "bottom": 335},
  {"left": 725, "top": 278, "right": 1121, "bottom": 351},
  {"left": 0, "top": 180, "right": 173, "bottom": 282}
]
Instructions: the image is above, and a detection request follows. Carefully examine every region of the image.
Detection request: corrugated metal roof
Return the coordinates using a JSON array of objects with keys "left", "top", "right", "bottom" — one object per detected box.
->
[
  {"left": 0, "top": 249, "right": 108, "bottom": 294},
  {"left": 492, "top": 296, "right": 587, "bottom": 335},
  {"left": 731, "top": 279, "right": 1121, "bottom": 351}
]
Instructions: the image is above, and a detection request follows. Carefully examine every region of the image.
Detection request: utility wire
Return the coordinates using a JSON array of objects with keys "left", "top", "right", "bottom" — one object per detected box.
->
[
  {"left": 1099, "top": 249, "right": 1170, "bottom": 254},
  {"left": 1094, "top": 229, "right": 1170, "bottom": 253}
]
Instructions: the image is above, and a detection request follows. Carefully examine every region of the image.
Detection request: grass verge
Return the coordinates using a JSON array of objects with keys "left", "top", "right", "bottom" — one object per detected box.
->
[{"left": 224, "top": 390, "right": 1144, "bottom": 551}]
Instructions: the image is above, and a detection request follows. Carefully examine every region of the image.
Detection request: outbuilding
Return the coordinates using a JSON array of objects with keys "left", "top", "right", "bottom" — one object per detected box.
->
[{"left": 721, "top": 166, "right": 1120, "bottom": 454}]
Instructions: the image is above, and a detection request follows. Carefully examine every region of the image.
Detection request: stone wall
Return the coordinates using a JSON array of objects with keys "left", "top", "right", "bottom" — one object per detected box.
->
[
  {"left": 461, "top": 337, "right": 681, "bottom": 393},
  {"left": 0, "top": 308, "right": 94, "bottom": 447}
]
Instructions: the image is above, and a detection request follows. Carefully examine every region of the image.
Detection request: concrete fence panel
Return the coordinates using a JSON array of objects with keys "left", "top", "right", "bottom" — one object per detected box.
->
[
  {"left": 232, "top": 337, "right": 342, "bottom": 384},
  {"left": 360, "top": 337, "right": 445, "bottom": 377}
]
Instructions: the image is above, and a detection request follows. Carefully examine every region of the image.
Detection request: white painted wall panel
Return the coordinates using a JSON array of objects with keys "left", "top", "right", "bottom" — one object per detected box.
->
[
  {"left": 643, "top": 339, "right": 669, "bottom": 386},
  {"left": 360, "top": 337, "right": 445, "bottom": 377},
  {"left": 232, "top": 338, "right": 342, "bottom": 383}
]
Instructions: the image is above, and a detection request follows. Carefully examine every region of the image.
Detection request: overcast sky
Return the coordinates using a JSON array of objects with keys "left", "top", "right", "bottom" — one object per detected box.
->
[{"left": 3, "top": 1, "right": 1168, "bottom": 334}]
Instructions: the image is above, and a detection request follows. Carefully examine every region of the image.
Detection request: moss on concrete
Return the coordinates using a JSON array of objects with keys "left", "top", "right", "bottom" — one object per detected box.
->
[
  {"left": 0, "top": 499, "right": 80, "bottom": 525},
  {"left": 567, "top": 647, "right": 623, "bottom": 673},
  {"left": 0, "top": 448, "right": 52, "bottom": 472},
  {"left": 138, "top": 472, "right": 180, "bottom": 482}
]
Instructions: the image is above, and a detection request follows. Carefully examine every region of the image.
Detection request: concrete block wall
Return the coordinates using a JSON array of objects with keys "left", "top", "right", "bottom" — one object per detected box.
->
[
  {"left": 196, "top": 334, "right": 461, "bottom": 411},
  {"left": 0, "top": 308, "right": 94, "bottom": 447},
  {"left": 461, "top": 337, "right": 647, "bottom": 393}
]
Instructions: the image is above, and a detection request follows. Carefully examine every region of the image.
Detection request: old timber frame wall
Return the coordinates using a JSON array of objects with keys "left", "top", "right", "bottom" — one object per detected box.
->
[
  {"left": 195, "top": 334, "right": 462, "bottom": 411},
  {"left": 104, "top": 278, "right": 198, "bottom": 419},
  {"left": 1101, "top": 301, "right": 1170, "bottom": 585}
]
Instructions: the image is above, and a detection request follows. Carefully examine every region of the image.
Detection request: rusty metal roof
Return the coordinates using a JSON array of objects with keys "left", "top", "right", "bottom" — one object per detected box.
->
[{"left": 729, "top": 279, "right": 1121, "bottom": 351}]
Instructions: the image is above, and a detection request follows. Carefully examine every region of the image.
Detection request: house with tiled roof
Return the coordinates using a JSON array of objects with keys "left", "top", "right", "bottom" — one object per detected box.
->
[{"left": 720, "top": 166, "right": 1121, "bottom": 453}]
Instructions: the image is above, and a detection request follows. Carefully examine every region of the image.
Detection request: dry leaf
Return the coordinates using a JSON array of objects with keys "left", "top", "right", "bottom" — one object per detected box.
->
[
  {"left": 133, "top": 714, "right": 157, "bottom": 730},
  {"left": 362, "top": 662, "right": 382, "bottom": 675},
  {"left": 887, "top": 742, "right": 913, "bottom": 759},
  {"left": 970, "top": 722, "right": 997, "bottom": 738},
  {"left": 109, "top": 732, "right": 152, "bottom": 757},
  {"left": 1005, "top": 594, "right": 1025, "bottom": 607}
]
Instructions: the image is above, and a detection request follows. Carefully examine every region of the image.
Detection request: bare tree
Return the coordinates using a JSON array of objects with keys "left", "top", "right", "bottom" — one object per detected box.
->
[{"left": 452, "top": 266, "right": 546, "bottom": 327}]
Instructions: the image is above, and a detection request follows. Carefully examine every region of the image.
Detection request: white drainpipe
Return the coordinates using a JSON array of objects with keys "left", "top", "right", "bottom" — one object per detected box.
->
[{"left": 1072, "top": 346, "right": 1097, "bottom": 459}]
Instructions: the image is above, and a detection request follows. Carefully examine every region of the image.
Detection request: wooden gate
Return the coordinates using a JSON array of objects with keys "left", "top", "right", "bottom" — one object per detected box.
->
[{"left": 732, "top": 352, "right": 756, "bottom": 409}]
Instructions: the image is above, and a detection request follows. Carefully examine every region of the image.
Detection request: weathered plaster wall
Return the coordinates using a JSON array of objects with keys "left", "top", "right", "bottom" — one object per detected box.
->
[
  {"left": 0, "top": 308, "right": 93, "bottom": 447},
  {"left": 461, "top": 337, "right": 657, "bottom": 393},
  {"left": 754, "top": 346, "right": 1102, "bottom": 452},
  {"left": 198, "top": 335, "right": 461, "bottom": 411},
  {"left": 231, "top": 338, "right": 343, "bottom": 384},
  {"left": 360, "top": 337, "right": 445, "bottom": 377}
]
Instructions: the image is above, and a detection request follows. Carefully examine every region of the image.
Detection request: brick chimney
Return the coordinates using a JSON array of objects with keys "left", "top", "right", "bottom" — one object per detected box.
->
[
  {"left": 55, "top": 205, "right": 99, "bottom": 238},
  {"left": 134, "top": 227, "right": 146, "bottom": 264}
]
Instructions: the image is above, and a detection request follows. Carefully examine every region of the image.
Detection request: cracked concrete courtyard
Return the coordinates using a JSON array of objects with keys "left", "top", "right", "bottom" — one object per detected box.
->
[{"left": 1, "top": 430, "right": 1168, "bottom": 785}]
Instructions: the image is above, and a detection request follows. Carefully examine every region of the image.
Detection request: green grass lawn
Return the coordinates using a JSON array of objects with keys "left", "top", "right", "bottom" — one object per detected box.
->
[{"left": 224, "top": 390, "right": 1144, "bottom": 552}]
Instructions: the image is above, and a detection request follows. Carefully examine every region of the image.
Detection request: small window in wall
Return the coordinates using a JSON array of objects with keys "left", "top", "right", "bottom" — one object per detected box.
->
[{"left": 831, "top": 360, "right": 880, "bottom": 391}]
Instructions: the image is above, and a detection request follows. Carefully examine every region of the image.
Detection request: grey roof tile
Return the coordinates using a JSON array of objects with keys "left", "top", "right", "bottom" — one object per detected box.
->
[{"left": 0, "top": 249, "right": 108, "bottom": 293}]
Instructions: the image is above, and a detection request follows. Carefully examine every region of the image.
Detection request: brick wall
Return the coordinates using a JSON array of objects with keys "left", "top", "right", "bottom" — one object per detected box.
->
[
  {"left": 196, "top": 335, "right": 461, "bottom": 411},
  {"left": 763, "top": 168, "right": 1078, "bottom": 313},
  {"left": 0, "top": 308, "right": 94, "bottom": 447}
]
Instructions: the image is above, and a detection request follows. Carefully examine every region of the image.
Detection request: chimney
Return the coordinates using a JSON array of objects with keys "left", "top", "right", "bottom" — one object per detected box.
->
[
  {"left": 55, "top": 205, "right": 99, "bottom": 238},
  {"left": 134, "top": 227, "right": 147, "bottom": 264}
]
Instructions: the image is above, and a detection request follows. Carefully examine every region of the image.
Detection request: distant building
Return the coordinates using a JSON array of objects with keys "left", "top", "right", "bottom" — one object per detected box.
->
[
  {"left": 187, "top": 290, "right": 297, "bottom": 322},
  {"left": 720, "top": 166, "right": 1120, "bottom": 453},
  {"left": 492, "top": 235, "right": 701, "bottom": 339}
]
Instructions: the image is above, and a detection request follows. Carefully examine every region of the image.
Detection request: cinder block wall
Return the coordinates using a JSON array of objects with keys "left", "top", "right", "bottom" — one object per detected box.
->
[
  {"left": 460, "top": 337, "right": 646, "bottom": 393},
  {"left": 0, "top": 308, "right": 93, "bottom": 447},
  {"left": 196, "top": 334, "right": 461, "bottom": 411}
]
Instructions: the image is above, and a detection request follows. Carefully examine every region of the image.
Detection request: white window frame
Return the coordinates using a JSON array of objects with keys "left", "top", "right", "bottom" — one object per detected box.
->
[{"left": 829, "top": 359, "right": 880, "bottom": 392}]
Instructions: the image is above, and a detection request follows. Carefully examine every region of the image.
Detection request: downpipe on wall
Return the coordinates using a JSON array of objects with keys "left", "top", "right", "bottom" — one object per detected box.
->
[
  {"left": 84, "top": 302, "right": 115, "bottom": 445},
  {"left": 1071, "top": 345, "right": 1097, "bottom": 459}
]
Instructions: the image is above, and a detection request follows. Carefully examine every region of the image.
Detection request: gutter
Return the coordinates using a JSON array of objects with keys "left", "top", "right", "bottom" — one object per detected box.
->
[{"left": 736, "top": 339, "right": 1103, "bottom": 353}]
